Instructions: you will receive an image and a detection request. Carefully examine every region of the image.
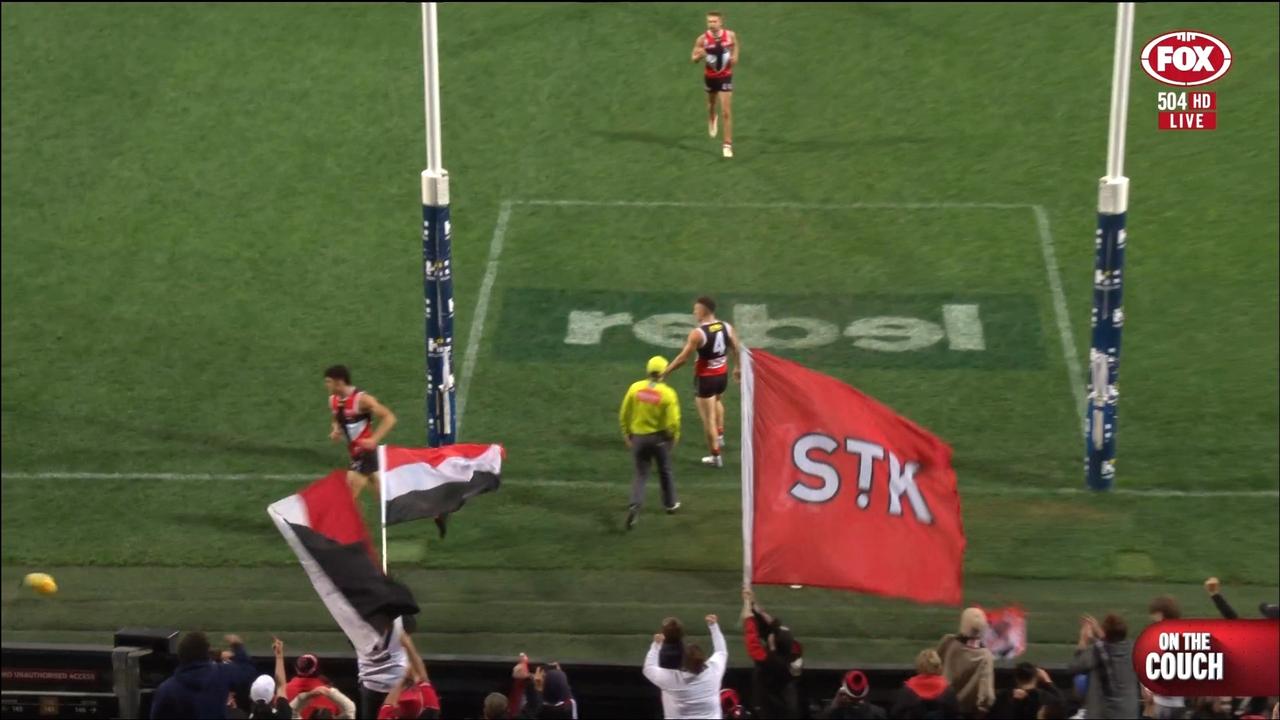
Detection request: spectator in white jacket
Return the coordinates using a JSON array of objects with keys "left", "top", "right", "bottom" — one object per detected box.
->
[{"left": 643, "top": 615, "right": 728, "bottom": 719}]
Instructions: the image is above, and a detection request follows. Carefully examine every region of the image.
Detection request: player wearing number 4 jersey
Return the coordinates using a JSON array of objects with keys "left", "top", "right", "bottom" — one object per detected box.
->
[
  {"left": 662, "top": 296, "right": 740, "bottom": 468},
  {"left": 692, "top": 11, "right": 738, "bottom": 158}
]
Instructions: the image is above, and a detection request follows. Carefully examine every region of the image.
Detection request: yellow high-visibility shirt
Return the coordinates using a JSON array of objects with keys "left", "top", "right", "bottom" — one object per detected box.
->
[{"left": 619, "top": 378, "right": 681, "bottom": 442}]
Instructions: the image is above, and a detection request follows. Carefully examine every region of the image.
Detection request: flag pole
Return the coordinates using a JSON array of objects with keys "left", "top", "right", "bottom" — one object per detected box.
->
[
  {"left": 739, "top": 347, "right": 755, "bottom": 590},
  {"left": 379, "top": 445, "right": 389, "bottom": 573},
  {"left": 1085, "top": 2, "right": 1135, "bottom": 490}
]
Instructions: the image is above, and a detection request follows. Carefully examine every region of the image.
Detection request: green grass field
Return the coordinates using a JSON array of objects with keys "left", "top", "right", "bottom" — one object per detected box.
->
[{"left": 3, "top": 3, "right": 1277, "bottom": 667}]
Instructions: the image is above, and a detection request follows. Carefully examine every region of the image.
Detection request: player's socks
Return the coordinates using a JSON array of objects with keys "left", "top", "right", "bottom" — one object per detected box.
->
[
  {"left": 625, "top": 504, "right": 639, "bottom": 530},
  {"left": 709, "top": 115, "right": 718, "bottom": 137},
  {"left": 722, "top": 143, "right": 733, "bottom": 158},
  {"left": 717, "top": 428, "right": 725, "bottom": 449},
  {"left": 434, "top": 515, "right": 448, "bottom": 539}
]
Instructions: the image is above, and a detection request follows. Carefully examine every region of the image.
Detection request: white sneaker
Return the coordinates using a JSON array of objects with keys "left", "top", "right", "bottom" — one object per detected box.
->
[
  {"left": 722, "top": 144, "right": 733, "bottom": 158},
  {"left": 701, "top": 455, "right": 724, "bottom": 468},
  {"left": 708, "top": 115, "right": 718, "bottom": 138}
]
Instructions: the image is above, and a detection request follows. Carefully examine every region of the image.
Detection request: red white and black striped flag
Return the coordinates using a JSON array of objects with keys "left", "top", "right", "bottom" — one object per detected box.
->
[
  {"left": 378, "top": 444, "right": 503, "bottom": 526},
  {"left": 267, "top": 470, "right": 418, "bottom": 652}
]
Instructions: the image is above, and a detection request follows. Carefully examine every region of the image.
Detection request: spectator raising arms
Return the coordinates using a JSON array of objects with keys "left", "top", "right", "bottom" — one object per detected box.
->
[
  {"left": 510, "top": 658, "right": 579, "bottom": 719},
  {"left": 1067, "top": 614, "right": 1139, "bottom": 719},
  {"left": 359, "top": 616, "right": 423, "bottom": 719},
  {"left": 741, "top": 590, "right": 804, "bottom": 719},
  {"left": 246, "top": 637, "right": 293, "bottom": 719},
  {"left": 659, "top": 617, "right": 686, "bottom": 670},
  {"left": 890, "top": 649, "right": 960, "bottom": 720},
  {"left": 290, "top": 686, "right": 355, "bottom": 720},
  {"left": 286, "top": 654, "right": 355, "bottom": 719},
  {"left": 643, "top": 615, "right": 728, "bottom": 720},
  {"left": 1204, "top": 576, "right": 1280, "bottom": 620},
  {"left": 151, "top": 632, "right": 259, "bottom": 720},
  {"left": 938, "top": 607, "right": 996, "bottom": 718}
]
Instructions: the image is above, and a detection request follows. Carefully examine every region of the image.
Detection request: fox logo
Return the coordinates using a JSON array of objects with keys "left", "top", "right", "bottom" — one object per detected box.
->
[{"left": 1141, "top": 31, "right": 1232, "bottom": 87}]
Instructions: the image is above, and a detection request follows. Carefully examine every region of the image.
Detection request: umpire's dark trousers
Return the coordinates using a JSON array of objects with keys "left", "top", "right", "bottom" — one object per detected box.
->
[{"left": 629, "top": 432, "right": 677, "bottom": 509}]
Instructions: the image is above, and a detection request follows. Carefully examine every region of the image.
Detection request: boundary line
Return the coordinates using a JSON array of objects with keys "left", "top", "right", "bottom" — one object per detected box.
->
[{"left": 3, "top": 472, "right": 1275, "bottom": 498}]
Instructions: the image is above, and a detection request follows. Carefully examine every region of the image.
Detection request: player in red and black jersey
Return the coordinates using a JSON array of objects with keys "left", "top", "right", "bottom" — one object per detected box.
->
[
  {"left": 691, "top": 11, "right": 739, "bottom": 158},
  {"left": 325, "top": 365, "right": 450, "bottom": 537},
  {"left": 324, "top": 365, "right": 397, "bottom": 499},
  {"left": 662, "top": 296, "right": 741, "bottom": 468}
]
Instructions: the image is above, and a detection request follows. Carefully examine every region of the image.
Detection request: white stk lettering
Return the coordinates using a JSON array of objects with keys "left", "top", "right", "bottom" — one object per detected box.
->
[
  {"left": 844, "top": 439, "right": 884, "bottom": 509},
  {"left": 790, "top": 434, "right": 840, "bottom": 503},
  {"left": 887, "top": 453, "right": 933, "bottom": 524}
]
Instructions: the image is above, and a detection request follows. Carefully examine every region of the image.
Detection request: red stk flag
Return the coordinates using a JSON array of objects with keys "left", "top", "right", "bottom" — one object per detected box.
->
[{"left": 741, "top": 350, "right": 966, "bottom": 605}]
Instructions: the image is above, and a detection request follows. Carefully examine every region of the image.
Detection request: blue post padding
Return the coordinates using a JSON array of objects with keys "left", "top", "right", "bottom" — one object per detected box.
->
[
  {"left": 423, "top": 204, "right": 457, "bottom": 446},
  {"left": 1084, "top": 211, "right": 1126, "bottom": 490}
]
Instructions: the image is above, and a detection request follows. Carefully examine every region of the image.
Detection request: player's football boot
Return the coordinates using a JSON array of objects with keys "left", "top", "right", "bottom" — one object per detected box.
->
[{"left": 701, "top": 455, "right": 724, "bottom": 468}]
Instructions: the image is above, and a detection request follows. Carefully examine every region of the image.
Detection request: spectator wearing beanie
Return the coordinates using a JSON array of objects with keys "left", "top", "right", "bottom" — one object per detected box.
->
[
  {"left": 741, "top": 590, "right": 804, "bottom": 719},
  {"left": 643, "top": 615, "right": 728, "bottom": 720},
  {"left": 1067, "top": 614, "right": 1138, "bottom": 719},
  {"left": 989, "top": 663, "right": 1062, "bottom": 720},
  {"left": 286, "top": 654, "right": 355, "bottom": 719},
  {"left": 822, "top": 670, "right": 886, "bottom": 720},
  {"left": 721, "top": 688, "right": 751, "bottom": 719},
  {"left": 938, "top": 607, "right": 996, "bottom": 718},
  {"left": 890, "top": 649, "right": 960, "bottom": 720}
]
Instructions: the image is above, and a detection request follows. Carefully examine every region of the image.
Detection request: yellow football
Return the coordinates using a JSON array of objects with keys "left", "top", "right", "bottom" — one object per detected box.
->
[{"left": 22, "top": 573, "right": 57, "bottom": 596}]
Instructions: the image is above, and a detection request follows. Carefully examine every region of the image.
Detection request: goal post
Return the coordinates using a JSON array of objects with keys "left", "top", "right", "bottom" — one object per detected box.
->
[
  {"left": 1085, "top": 2, "right": 1135, "bottom": 490},
  {"left": 420, "top": 2, "right": 456, "bottom": 447}
]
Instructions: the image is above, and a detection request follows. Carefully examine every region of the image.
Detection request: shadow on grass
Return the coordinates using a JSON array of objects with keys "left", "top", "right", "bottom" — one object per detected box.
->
[
  {"left": 169, "top": 511, "right": 281, "bottom": 539},
  {"left": 586, "top": 129, "right": 706, "bottom": 154}
]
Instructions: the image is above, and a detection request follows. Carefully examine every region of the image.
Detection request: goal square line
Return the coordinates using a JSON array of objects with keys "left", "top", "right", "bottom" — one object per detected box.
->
[{"left": 457, "top": 198, "right": 1083, "bottom": 432}]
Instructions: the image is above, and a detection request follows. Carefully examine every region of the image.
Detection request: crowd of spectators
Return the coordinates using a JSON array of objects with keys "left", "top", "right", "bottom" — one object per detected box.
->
[{"left": 148, "top": 577, "right": 1277, "bottom": 719}]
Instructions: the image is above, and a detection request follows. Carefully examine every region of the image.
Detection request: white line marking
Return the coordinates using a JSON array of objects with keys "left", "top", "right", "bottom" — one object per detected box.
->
[
  {"left": 455, "top": 200, "right": 512, "bottom": 433},
  {"left": 2, "top": 472, "right": 1275, "bottom": 498},
  {"left": 516, "top": 199, "right": 1034, "bottom": 210},
  {"left": 516, "top": 198, "right": 1085, "bottom": 414},
  {"left": 1033, "top": 204, "right": 1087, "bottom": 412},
  {"left": 0, "top": 472, "right": 317, "bottom": 481}
]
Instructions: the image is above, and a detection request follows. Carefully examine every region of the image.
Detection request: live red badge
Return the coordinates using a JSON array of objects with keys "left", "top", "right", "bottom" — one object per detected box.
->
[{"left": 1133, "top": 620, "right": 1280, "bottom": 697}]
